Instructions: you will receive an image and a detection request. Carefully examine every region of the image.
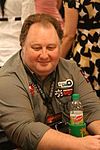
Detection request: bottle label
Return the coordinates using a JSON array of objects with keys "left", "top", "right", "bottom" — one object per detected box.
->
[{"left": 70, "top": 111, "right": 83, "bottom": 125}]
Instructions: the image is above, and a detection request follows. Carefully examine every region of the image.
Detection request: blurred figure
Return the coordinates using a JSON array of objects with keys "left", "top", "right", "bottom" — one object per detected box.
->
[
  {"left": 35, "top": 0, "right": 64, "bottom": 30},
  {"left": 61, "top": 0, "right": 100, "bottom": 97},
  {"left": 0, "top": 0, "right": 35, "bottom": 67}
]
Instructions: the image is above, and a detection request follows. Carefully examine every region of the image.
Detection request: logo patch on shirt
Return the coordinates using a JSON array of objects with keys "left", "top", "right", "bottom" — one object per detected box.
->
[
  {"left": 55, "top": 79, "right": 73, "bottom": 98},
  {"left": 29, "top": 83, "right": 34, "bottom": 96},
  {"left": 55, "top": 89, "right": 63, "bottom": 98},
  {"left": 58, "top": 79, "right": 73, "bottom": 88},
  {"left": 55, "top": 88, "right": 73, "bottom": 98},
  {"left": 63, "top": 88, "right": 73, "bottom": 96}
]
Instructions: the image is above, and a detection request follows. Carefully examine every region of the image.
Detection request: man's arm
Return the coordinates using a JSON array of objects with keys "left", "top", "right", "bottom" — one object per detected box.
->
[
  {"left": 37, "top": 128, "right": 100, "bottom": 150},
  {"left": 87, "top": 120, "right": 100, "bottom": 135}
]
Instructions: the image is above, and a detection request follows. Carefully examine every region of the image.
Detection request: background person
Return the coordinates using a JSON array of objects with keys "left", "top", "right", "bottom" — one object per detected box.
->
[
  {"left": 61, "top": 0, "right": 100, "bottom": 97},
  {"left": 0, "top": 0, "right": 35, "bottom": 67},
  {"left": 35, "top": 0, "right": 64, "bottom": 30},
  {"left": 0, "top": 14, "right": 100, "bottom": 150}
]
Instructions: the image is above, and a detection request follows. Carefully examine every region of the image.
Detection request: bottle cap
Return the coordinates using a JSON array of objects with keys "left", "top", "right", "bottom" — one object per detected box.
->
[{"left": 72, "top": 94, "right": 80, "bottom": 101}]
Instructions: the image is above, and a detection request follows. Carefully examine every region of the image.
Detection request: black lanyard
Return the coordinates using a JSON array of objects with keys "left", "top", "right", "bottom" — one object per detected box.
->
[{"left": 24, "top": 65, "right": 56, "bottom": 114}]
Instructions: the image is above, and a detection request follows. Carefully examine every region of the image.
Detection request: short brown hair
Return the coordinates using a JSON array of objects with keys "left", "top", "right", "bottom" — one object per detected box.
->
[{"left": 20, "top": 13, "right": 63, "bottom": 47}]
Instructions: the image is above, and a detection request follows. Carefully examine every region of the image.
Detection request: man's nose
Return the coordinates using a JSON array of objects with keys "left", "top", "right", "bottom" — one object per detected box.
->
[{"left": 40, "top": 47, "right": 48, "bottom": 57}]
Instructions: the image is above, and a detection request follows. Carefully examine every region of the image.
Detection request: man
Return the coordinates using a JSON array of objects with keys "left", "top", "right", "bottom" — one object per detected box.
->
[{"left": 0, "top": 14, "right": 100, "bottom": 150}]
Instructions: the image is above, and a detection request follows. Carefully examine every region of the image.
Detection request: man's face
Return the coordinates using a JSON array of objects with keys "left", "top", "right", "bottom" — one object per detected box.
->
[{"left": 22, "top": 23, "right": 61, "bottom": 79}]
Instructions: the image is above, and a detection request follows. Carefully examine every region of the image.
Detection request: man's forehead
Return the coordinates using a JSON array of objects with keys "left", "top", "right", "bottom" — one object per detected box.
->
[{"left": 27, "top": 23, "right": 58, "bottom": 39}]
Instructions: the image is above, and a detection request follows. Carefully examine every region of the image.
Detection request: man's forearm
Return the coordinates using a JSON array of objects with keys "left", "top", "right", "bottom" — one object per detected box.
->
[
  {"left": 37, "top": 128, "right": 79, "bottom": 150},
  {"left": 37, "top": 127, "right": 100, "bottom": 150},
  {"left": 87, "top": 120, "right": 100, "bottom": 135}
]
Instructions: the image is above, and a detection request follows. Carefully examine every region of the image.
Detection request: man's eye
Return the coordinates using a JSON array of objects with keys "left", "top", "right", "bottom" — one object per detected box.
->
[
  {"left": 31, "top": 46, "right": 41, "bottom": 51},
  {"left": 47, "top": 45, "right": 56, "bottom": 51}
]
